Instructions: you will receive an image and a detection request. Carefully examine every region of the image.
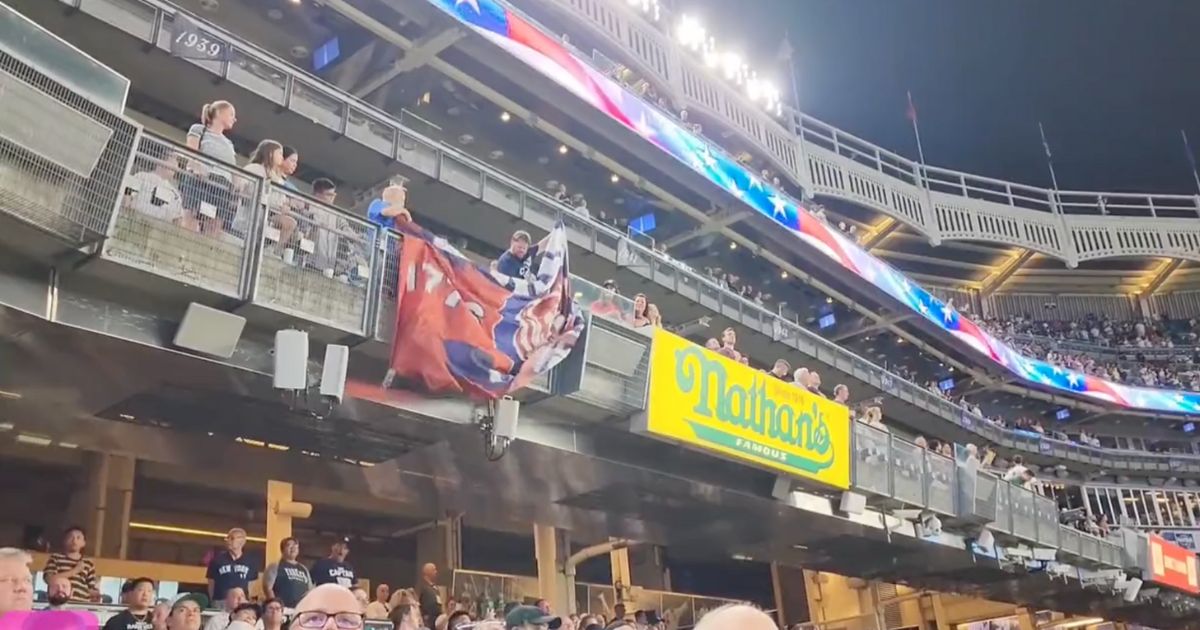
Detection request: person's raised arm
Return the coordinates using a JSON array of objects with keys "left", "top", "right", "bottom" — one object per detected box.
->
[{"left": 379, "top": 185, "right": 412, "bottom": 223}]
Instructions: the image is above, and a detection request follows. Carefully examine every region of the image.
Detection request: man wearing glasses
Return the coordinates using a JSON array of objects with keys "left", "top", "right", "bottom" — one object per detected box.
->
[
  {"left": 506, "top": 605, "right": 562, "bottom": 630},
  {"left": 291, "top": 584, "right": 366, "bottom": 630}
]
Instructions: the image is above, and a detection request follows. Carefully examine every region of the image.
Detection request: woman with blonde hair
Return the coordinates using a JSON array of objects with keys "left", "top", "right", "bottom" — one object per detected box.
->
[
  {"left": 182, "top": 100, "right": 239, "bottom": 235},
  {"left": 387, "top": 588, "right": 423, "bottom": 630},
  {"left": 646, "top": 303, "right": 662, "bottom": 328}
]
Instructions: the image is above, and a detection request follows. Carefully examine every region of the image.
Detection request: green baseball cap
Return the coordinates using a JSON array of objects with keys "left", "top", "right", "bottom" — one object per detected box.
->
[{"left": 505, "top": 605, "right": 562, "bottom": 629}]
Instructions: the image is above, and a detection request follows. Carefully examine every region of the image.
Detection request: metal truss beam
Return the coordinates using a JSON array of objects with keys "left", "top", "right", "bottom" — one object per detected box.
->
[
  {"left": 354, "top": 26, "right": 466, "bottom": 98},
  {"left": 1138, "top": 258, "right": 1184, "bottom": 298},
  {"left": 860, "top": 218, "right": 900, "bottom": 251},
  {"left": 661, "top": 208, "right": 753, "bottom": 250},
  {"left": 980, "top": 249, "right": 1036, "bottom": 297},
  {"left": 829, "top": 313, "right": 915, "bottom": 342}
]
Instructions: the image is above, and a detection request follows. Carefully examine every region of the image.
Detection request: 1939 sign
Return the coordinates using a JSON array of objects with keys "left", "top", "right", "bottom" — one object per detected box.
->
[{"left": 170, "top": 14, "right": 228, "bottom": 61}]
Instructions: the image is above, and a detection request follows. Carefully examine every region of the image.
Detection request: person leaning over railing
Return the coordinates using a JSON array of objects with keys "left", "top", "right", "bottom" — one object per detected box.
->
[
  {"left": 123, "top": 144, "right": 190, "bottom": 230},
  {"left": 367, "top": 183, "right": 413, "bottom": 232},
  {"left": 182, "top": 100, "right": 240, "bottom": 237}
]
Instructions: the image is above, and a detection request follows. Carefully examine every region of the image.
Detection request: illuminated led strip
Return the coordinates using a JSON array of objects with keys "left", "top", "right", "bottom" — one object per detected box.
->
[{"left": 424, "top": 0, "right": 1200, "bottom": 415}]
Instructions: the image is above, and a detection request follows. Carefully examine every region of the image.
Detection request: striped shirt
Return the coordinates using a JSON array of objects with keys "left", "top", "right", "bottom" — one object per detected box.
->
[{"left": 44, "top": 552, "right": 97, "bottom": 601}]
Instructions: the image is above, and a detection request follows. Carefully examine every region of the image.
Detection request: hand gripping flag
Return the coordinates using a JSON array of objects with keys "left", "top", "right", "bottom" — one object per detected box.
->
[{"left": 385, "top": 220, "right": 583, "bottom": 399}]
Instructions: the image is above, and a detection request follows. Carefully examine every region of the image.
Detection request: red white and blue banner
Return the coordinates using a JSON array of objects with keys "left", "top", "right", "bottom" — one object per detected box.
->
[
  {"left": 386, "top": 220, "right": 583, "bottom": 399},
  {"left": 427, "top": 0, "right": 1200, "bottom": 414}
]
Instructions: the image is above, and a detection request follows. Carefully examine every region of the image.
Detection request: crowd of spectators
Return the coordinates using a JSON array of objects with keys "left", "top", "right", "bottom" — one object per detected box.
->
[
  {"left": 123, "top": 100, "right": 370, "bottom": 286},
  {"left": 980, "top": 314, "right": 1200, "bottom": 391},
  {"left": 0, "top": 533, "right": 779, "bottom": 630}
]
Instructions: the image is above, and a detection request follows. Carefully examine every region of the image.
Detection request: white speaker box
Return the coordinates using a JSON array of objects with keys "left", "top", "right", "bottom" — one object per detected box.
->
[
  {"left": 494, "top": 396, "right": 520, "bottom": 439},
  {"left": 173, "top": 303, "right": 246, "bottom": 358},
  {"left": 320, "top": 345, "right": 349, "bottom": 403},
  {"left": 771, "top": 476, "right": 793, "bottom": 501},
  {"left": 839, "top": 491, "right": 866, "bottom": 515},
  {"left": 274, "top": 329, "right": 309, "bottom": 390},
  {"left": 1123, "top": 577, "right": 1142, "bottom": 602}
]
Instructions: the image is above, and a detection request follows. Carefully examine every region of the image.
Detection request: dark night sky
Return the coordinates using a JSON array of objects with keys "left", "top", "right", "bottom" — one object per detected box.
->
[{"left": 690, "top": 0, "right": 1200, "bottom": 194}]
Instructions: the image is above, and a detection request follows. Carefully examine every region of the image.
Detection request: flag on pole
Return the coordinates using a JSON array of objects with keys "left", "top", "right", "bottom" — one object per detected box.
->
[
  {"left": 1182, "top": 129, "right": 1200, "bottom": 198},
  {"left": 906, "top": 90, "right": 927, "bottom": 167},
  {"left": 776, "top": 33, "right": 794, "bottom": 62},
  {"left": 385, "top": 219, "right": 584, "bottom": 399},
  {"left": 1038, "top": 121, "right": 1054, "bottom": 160}
]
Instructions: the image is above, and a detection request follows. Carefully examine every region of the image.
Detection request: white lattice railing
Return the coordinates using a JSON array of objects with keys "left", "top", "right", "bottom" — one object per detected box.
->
[{"left": 543, "top": 0, "right": 1200, "bottom": 266}]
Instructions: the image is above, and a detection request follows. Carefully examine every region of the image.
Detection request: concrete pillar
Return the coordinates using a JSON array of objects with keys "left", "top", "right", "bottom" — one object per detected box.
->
[
  {"left": 67, "top": 453, "right": 135, "bottom": 559},
  {"left": 929, "top": 593, "right": 951, "bottom": 630},
  {"left": 265, "top": 481, "right": 294, "bottom": 569},
  {"left": 533, "top": 524, "right": 570, "bottom": 615},
  {"left": 414, "top": 515, "right": 462, "bottom": 587},
  {"left": 1015, "top": 607, "right": 1037, "bottom": 630},
  {"left": 609, "top": 541, "right": 632, "bottom": 615}
]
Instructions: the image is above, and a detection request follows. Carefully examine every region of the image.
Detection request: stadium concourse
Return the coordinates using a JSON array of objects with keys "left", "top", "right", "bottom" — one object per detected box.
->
[{"left": 3, "top": 0, "right": 1200, "bottom": 630}]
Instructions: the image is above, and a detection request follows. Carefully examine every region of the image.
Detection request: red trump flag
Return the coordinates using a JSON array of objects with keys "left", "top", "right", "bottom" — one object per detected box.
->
[{"left": 384, "top": 220, "right": 583, "bottom": 399}]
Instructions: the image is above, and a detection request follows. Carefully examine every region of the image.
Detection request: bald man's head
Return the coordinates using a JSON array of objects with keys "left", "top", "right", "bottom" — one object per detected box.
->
[
  {"left": 422, "top": 563, "right": 438, "bottom": 582},
  {"left": 295, "top": 584, "right": 361, "bottom": 617},
  {"left": 694, "top": 605, "right": 775, "bottom": 630}
]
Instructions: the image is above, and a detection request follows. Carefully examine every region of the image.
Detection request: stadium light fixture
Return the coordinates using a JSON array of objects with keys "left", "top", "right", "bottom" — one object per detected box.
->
[
  {"left": 558, "top": 144, "right": 569, "bottom": 155},
  {"left": 676, "top": 15, "right": 707, "bottom": 50},
  {"left": 500, "top": 111, "right": 511, "bottom": 122},
  {"left": 719, "top": 51, "right": 743, "bottom": 81},
  {"left": 610, "top": 174, "right": 620, "bottom": 183}
]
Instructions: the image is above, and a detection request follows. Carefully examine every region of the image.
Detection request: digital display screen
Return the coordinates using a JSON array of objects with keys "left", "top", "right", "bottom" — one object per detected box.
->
[
  {"left": 1055, "top": 408, "right": 1071, "bottom": 421},
  {"left": 938, "top": 378, "right": 955, "bottom": 392},
  {"left": 312, "top": 37, "right": 341, "bottom": 72},
  {"left": 429, "top": 0, "right": 1200, "bottom": 415},
  {"left": 629, "top": 212, "right": 657, "bottom": 234},
  {"left": 1184, "top": 422, "right": 1196, "bottom": 433},
  {"left": 818, "top": 313, "right": 836, "bottom": 329}
]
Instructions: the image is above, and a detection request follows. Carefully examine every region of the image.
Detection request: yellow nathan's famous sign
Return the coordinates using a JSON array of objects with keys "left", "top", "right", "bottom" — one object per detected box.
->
[{"left": 636, "top": 329, "right": 851, "bottom": 489}]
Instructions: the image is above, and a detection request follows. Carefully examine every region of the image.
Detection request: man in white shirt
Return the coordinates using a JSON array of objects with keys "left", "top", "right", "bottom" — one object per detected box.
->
[
  {"left": 365, "top": 583, "right": 390, "bottom": 619},
  {"left": 125, "top": 157, "right": 186, "bottom": 225},
  {"left": 202, "top": 586, "right": 246, "bottom": 630},
  {"left": 1003, "top": 455, "right": 1028, "bottom": 482}
]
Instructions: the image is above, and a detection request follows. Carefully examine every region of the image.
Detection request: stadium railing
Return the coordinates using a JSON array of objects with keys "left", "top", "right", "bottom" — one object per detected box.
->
[{"left": 20, "top": 0, "right": 1200, "bottom": 475}]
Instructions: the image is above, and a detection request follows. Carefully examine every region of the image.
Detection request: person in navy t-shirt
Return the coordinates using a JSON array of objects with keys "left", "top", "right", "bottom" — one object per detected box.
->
[
  {"left": 492, "top": 230, "right": 551, "bottom": 280},
  {"left": 310, "top": 537, "right": 356, "bottom": 587},
  {"left": 206, "top": 528, "right": 258, "bottom": 606}
]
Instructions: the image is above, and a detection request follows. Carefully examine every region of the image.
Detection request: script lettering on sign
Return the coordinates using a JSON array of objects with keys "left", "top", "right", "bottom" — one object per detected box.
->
[
  {"left": 170, "top": 14, "right": 228, "bottom": 61},
  {"left": 637, "top": 329, "right": 850, "bottom": 488}
]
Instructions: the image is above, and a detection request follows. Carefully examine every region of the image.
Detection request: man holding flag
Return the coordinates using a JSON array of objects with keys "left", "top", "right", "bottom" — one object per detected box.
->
[{"left": 382, "top": 211, "right": 584, "bottom": 400}]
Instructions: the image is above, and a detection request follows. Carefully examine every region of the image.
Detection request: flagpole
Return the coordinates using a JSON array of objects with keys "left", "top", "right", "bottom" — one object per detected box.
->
[
  {"left": 1182, "top": 130, "right": 1200, "bottom": 219},
  {"left": 1038, "top": 122, "right": 1062, "bottom": 194},
  {"left": 1182, "top": 130, "right": 1200, "bottom": 195},
  {"left": 1038, "top": 122, "right": 1073, "bottom": 251},
  {"left": 907, "top": 91, "right": 928, "bottom": 168}
]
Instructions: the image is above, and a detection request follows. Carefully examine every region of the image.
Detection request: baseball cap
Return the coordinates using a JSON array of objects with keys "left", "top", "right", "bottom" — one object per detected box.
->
[
  {"left": 506, "top": 605, "right": 562, "bottom": 629},
  {"left": 170, "top": 592, "right": 208, "bottom": 612}
]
